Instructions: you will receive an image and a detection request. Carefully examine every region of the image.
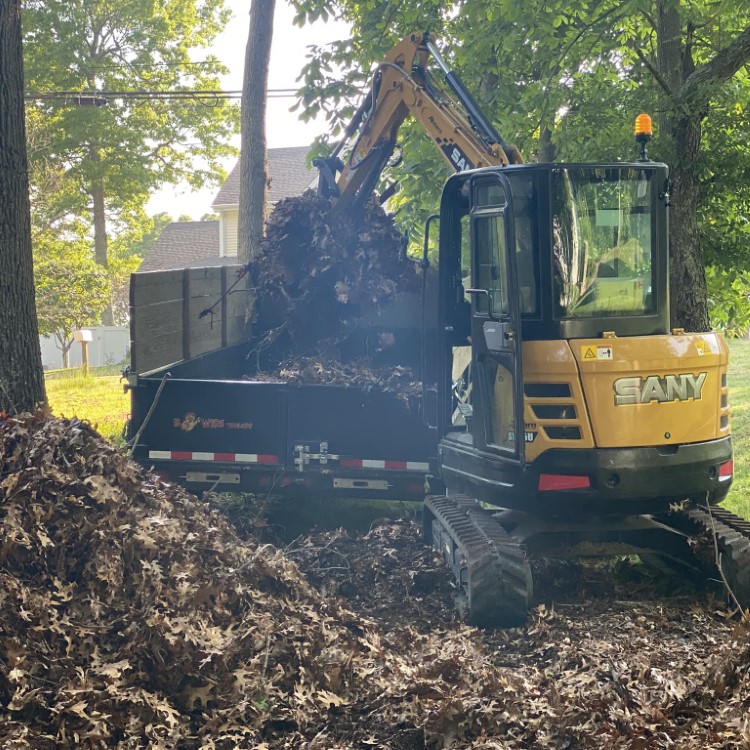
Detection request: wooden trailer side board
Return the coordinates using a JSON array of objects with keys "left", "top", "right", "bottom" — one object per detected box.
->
[{"left": 130, "top": 265, "right": 249, "bottom": 375}]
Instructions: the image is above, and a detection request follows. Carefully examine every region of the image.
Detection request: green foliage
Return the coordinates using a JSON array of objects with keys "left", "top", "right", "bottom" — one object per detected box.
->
[
  {"left": 120, "top": 212, "right": 173, "bottom": 259},
  {"left": 107, "top": 212, "right": 167, "bottom": 323},
  {"left": 707, "top": 267, "right": 750, "bottom": 337},
  {"left": 700, "top": 75, "right": 750, "bottom": 270},
  {"left": 23, "top": 0, "right": 239, "bottom": 273},
  {"left": 725, "top": 340, "right": 750, "bottom": 520},
  {"left": 290, "top": 0, "right": 750, "bottom": 282},
  {"left": 24, "top": 0, "right": 239, "bottom": 193},
  {"left": 34, "top": 235, "right": 110, "bottom": 360},
  {"left": 385, "top": 123, "right": 449, "bottom": 254}
]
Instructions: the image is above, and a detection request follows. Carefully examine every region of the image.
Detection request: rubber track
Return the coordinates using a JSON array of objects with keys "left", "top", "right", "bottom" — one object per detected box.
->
[
  {"left": 684, "top": 504, "right": 750, "bottom": 609},
  {"left": 425, "top": 495, "right": 532, "bottom": 628}
]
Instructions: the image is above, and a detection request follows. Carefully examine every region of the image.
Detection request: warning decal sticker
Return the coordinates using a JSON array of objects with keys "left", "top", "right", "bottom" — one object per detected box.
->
[{"left": 581, "top": 345, "right": 614, "bottom": 361}]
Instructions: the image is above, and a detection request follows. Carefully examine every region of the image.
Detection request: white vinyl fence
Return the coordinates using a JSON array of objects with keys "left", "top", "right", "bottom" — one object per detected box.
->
[{"left": 40, "top": 326, "right": 129, "bottom": 370}]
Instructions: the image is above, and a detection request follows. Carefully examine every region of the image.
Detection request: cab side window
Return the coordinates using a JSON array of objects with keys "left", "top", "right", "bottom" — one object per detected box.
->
[
  {"left": 473, "top": 180, "right": 509, "bottom": 318},
  {"left": 474, "top": 213, "right": 509, "bottom": 317}
]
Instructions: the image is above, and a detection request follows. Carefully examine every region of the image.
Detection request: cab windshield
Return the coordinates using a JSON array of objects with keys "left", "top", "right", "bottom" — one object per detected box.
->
[{"left": 552, "top": 167, "right": 656, "bottom": 319}]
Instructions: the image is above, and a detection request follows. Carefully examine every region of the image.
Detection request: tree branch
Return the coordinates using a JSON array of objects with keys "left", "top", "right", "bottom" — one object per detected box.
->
[
  {"left": 681, "top": 24, "right": 750, "bottom": 108},
  {"left": 631, "top": 43, "right": 673, "bottom": 95}
]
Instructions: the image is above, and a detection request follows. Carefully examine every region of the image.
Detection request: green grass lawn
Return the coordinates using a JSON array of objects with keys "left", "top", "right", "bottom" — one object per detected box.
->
[
  {"left": 45, "top": 344, "right": 750, "bottom": 519},
  {"left": 725, "top": 339, "right": 750, "bottom": 519},
  {"left": 45, "top": 372, "right": 129, "bottom": 445}
]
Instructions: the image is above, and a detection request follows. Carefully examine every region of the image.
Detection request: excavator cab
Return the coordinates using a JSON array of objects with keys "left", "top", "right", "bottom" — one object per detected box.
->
[{"left": 437, "top": 162, "right": 669, "bottom": 496}]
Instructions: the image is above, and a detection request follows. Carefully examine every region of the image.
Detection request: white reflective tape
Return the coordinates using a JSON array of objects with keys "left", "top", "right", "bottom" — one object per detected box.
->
[
  {"left": 149, "top": 451, "right": 172, "bottom": 460},
  {"left": 191, "top": 452, "right": 215, "bottom": 461},
  {"left": 234, "top": 453, "right": 259, "bottom": 463},
  {"left": 406, "top": 462, "right": 430, "bottom": 472},
  {"left": 361, "top": 459, "right": 386, "bottom": 469}
]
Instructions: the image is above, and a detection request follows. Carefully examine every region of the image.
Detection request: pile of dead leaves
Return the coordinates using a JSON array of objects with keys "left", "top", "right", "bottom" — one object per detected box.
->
[
  {"left": 249, "top": 357, "right": 423, "bottom": 405},
  {"left": 0, "top": 412, "right": 372, "bottom": 747},
  {"left": 290, "top": 521, "right": 750, "bottom": 749},
  {"left": 246, "top": 192, "right": 421, "bottom": 370},
  {"left": 2, "top": 412, "right": 750, "bottom": 749},
  {"left": 285, "top": 522, "right": 457, "bottom": 630}
]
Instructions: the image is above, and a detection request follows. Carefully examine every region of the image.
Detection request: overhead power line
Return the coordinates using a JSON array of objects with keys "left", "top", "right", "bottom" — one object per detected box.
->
[
  {"left": 25, "top": 60, "right": 223, "bottom": 74},
  {"left": 24, "top": 88, "right": 300, "bottom": 104}
]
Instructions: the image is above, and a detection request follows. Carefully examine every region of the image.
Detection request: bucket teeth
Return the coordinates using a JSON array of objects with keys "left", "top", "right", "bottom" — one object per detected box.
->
[{"left": 424, "top": 495, "right": 532, "bottom": 628}]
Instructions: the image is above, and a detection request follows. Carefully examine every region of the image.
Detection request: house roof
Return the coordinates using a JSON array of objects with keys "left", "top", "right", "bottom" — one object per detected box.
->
[
  {"left": 139, "top": 147, "right": 315, "bottom": 273},
  {"left": 138, "top": 221, "right": 229, "bottom": 272},
  {"left": 212, "top": 146, "right": 314, "bottom": 208}
]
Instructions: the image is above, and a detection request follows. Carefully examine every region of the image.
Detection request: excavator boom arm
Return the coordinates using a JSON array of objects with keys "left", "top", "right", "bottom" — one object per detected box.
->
[{"left": 317, "top": 32, "right": 520, "bottom": 210}]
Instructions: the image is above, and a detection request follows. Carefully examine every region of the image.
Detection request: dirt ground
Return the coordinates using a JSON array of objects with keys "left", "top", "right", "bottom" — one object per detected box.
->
[{"left": 1, "top": 414, "right": 749, "bottom": 749}]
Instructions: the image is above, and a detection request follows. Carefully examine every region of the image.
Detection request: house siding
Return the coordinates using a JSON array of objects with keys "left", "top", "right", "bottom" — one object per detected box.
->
[{"left": 223, "top": 209, "right": 239, "bottom": 256}]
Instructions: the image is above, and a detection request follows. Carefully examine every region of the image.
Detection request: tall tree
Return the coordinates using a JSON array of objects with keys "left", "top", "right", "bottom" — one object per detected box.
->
[
  {"left": 291, "top": 0, "right": 750, "bottom": 331},
  {"left": 23, "top": 0, "right": 240, "bottom": 323},
  {"left": 0, "top": 0, "right": 45, "bottom": 412},
  {"left": 238, "top": 0, "right": 275, "bottom": 265}
]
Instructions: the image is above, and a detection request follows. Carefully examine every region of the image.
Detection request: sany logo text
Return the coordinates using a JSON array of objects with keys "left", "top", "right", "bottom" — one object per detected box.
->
[{"left": 613, "top": 372, "right": 707, "bottom": 406}]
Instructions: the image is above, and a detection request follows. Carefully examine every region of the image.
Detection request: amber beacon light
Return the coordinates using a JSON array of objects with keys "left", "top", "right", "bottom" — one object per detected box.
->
[{"left": 634, "top": 113, "right": 652, "bottom": 160}]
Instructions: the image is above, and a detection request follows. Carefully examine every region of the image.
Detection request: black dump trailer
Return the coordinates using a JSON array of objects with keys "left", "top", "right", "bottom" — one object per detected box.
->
[{"left": 126, "top": 265, "right": 440, "bottom": 500}]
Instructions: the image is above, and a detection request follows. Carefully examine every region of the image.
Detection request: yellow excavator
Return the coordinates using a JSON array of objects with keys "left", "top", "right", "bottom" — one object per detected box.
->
[{"left": 313, "top": 32, "right": 749, "bottom": 626}]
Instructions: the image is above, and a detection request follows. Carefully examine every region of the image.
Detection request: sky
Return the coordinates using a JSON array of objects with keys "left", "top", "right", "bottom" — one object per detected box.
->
[{"left": 147, "top": 0, "right": 349, "bottom": 219}]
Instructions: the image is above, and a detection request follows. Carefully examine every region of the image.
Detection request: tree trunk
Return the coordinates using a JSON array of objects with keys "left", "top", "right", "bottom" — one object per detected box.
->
[
  {"left": 652, "top": 1, "right": 750, "bottom": 330},
  {"left": 54, "top": 332, "right": 72, "bottom": 369},
  {"left": 89, "top": 144, "right": 114, "bottom": 325},
  {"left": 667, "top": 115, "right": 709, "bottom": 332},
  {"left": 653, "top": 0, "right": 706, "bottom": 331},
  {"left": 238, "top": 0, "right": 275, "bottom": 265},
  {"left": 0, "top": 0, "right": 46, "bottom": 412},
  {"left": 537, "top": 124, "right": 556, "bottom": 163}
]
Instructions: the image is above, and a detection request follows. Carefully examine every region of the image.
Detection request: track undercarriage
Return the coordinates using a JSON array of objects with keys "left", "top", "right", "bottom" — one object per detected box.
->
[{"left": 424, "top": 495, "right": 750, "bottom": 628}]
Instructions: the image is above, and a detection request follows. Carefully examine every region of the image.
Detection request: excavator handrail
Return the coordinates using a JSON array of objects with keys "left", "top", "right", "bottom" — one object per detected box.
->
[{"left": 316, "top": 31, "right": 521, "bottom": 212}]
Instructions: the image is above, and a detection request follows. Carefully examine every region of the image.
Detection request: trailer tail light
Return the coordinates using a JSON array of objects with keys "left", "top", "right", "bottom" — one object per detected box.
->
[
  {"left": 719, "top": 460, "right": 733, "bottom": 480},
  {"left": 538, "top": 473, "right": 591, "bottom": 491}
]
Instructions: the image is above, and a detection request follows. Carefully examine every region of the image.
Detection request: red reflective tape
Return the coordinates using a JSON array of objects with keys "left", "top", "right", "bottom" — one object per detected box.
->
[
  {"left": 214, "top": 453, "right": 236, "bottom": 462},
  {"left": 384, "top": 460, "right": 407, "bottom": 470},
  {"left": 257, "top": 454, "right": 279, "bottom": 465},
  {"left": 340, "top": 459, "right": 362, "bottom": 468},
  {"left": 339, "top": 458, "right": 428, "bottom": 471},
  {"left": 538, "top": 473, "right": 591, "bottom": 491},
  {"left": 719, "top": 459, "right": 734, "bottom": 478},
  {"left": 171, "top": 451, "right": 192, "bottom": 461}
]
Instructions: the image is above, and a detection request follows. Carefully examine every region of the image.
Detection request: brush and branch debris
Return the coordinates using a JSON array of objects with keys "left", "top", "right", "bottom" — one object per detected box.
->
[{"left": 245, "top": 193, "right": 423, "bottom": 389}]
